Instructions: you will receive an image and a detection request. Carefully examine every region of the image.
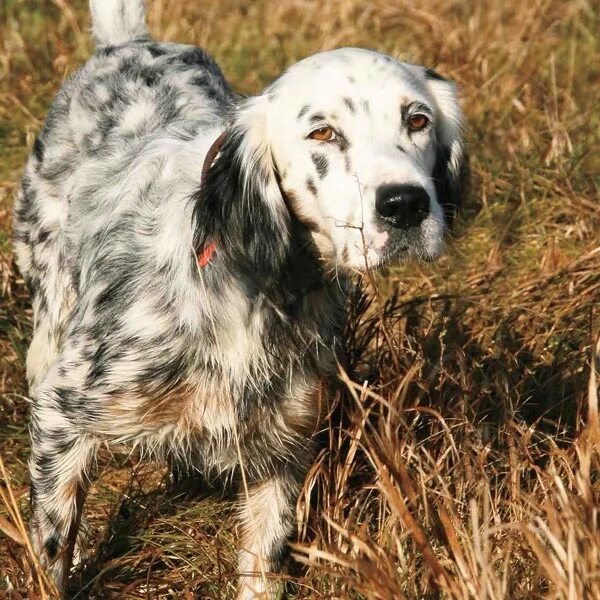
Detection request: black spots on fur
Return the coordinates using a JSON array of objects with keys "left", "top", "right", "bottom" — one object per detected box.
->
[
  {"left": 164, "top": 47, "right": 228, "bottom": 91},
  {"left": 143, "top": 70, "right": 158, "bottom": 87},
  {"left": 117, "top": 57, "right": 163, "bottom": 88},
  {"left": 361, "top": 99, "right": 370, "bottom": 113},
  {"left": 348, "top": 75, "right": 356, "bottom": 83},
  {"left": 36, "top": 451, "right": 55, "bottom": 473},
  {"left": 12, "top": 226, "right": 29, "bottom": 245},
  {"left": 189, "top": 75, "right": 207, "bottom": 88},
  {"left": 33, "top": 136, "right": 45, "bottom": 162},
  {"left": 180, "top": 48, "right": 211, "bottom": 67},
  {"left": 147, "top": 43, "right": 227, "bottom": 85},
  {"left": 14, "top": 174, "right": 40, "bottom": 228},
  {"left": 20, "top": 173, "right": 34, "bottom": 200},
  {"left": 344, "top": 154, "right": 352, "bottom": 173},
  {"left": 37, "top": 229, "right": 51, "bottom": 244},
  {"left": 425, "top": 67, "right": 447, "bottom": 81},
  {"left": 139, "top": 65, "right": 162, "bottom": 87},
  {"left": 51, "top": 386, "right": 78, "bottom": 409},
  {"left": 306, "top": 177, "right": 317, "bottom": 196},
  {"left": 98, "top": 45, "right": 117, "bottom": 58},
  {"left": 297, "top": 105, "right": 310, "bottom": 119},
  {"left": 44, "top": 534, "right": 60, "bottom": 560},
  {"left": 396, "top": 144, "right": 406, "bottom": 153},
  {"left": 311, "top": 153, "right": 329, "bottom": 179},
  {"left": 343, "top": 97, "right": 356, "bottom": 114},
  {"left": 146, "top": 44, "right": 168, "bottom": 58},
  {"left": 39, "top": 150, "right": 77, "bottom": 181},
  {"left": 177, "top": 47, "right": 223, "bottom": 78},
  {"left": 308, "top": 113, "right": 326, "bottom": 125},
  {"left": 337, "top": 130, "right": 350, "bottom": 152},
  {"left": 91, "top": 272, "right": 138, "bottom": 335},
  {"left": 98, "top": 115, "right": 118, "bottom": 139},
  {"left": 117, "top": 57, "right": 139, "bottom": 79},
  {"left": 188, "top": 72, "right": 230, "bottom": 106},
  {"left": 400, "top": 103, "right": 410, "bottom": 125},
  {"left": 42, "top": 99, "right": 70, "bottom": 143},
  {"left": 93, "top": 265, "right": 140, "bottom": 311},
  {"left": 78, "top": 84, "right": 103, "bottom": 114},
  {"left": 200, "top": 86, "right": 222, "bottom": 103},
  {"left": 46, "top": 430, "right": 78, "bottom": 455},
  {"left": 26, "top": 285, "right": 45, "bottom": 315},
  {"left": 87, "top": 340, "right": 112, "bottom": 385}
]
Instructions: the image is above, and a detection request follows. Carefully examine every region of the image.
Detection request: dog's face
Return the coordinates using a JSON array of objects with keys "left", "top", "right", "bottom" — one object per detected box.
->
[{"left": 235, "top": 48, "right": 464, "bottom": 271}]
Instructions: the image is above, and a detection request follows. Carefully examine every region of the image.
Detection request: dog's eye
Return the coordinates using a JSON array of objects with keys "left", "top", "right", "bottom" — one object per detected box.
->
[
  {"left": 408, "top": 114, "right": 430, "bottom": 132},
  {"left": 308, "top": 126, "right": 336, "bottom": 142}
]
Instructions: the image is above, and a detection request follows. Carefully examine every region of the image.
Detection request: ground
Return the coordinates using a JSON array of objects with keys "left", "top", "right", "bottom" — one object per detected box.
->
[{"left": 0, "top": 0, "right": 599, "bottom": 598}]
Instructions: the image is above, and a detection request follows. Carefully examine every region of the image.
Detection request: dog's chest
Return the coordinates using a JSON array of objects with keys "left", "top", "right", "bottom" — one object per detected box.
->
[
  {"left": 128, "top": 365, "right": 321, "bottom": 475},
  {"left": 97, "top": 279, "right": 343, "bottom": 472}
]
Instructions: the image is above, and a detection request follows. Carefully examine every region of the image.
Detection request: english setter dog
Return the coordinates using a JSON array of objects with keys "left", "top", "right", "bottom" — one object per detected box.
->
[{"left": 13, "top": 0, "right": 464, "bottom": 597}]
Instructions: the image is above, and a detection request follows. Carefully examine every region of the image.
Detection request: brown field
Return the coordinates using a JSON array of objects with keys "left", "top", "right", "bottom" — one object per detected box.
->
[{"left": 1, "top": 0, "right": 599, "bottom": 598}]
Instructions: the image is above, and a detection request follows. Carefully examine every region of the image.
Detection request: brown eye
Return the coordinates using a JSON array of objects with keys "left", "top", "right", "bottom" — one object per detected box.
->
[
  {"left": 308, "top": 126, "right": 336, "bottom": 141},
  {"left": 408, "top": 114, "right": 430, "bottom": 131}
]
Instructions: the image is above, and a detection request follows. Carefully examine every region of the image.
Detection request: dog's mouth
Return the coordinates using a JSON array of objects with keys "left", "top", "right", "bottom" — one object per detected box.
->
[{"left": 374, "top": 230, "right": 444, "bottom": 267}]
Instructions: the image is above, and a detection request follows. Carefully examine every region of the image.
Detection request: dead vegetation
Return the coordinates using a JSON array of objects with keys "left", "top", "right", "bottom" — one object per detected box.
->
[{"left": 1, "top": 0, "right": 599, "bottom": 598}]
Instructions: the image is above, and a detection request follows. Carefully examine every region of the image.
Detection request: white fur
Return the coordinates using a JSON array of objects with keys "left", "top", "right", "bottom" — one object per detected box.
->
[{"left": 90, "top": 0, "right": 149, "bottom": 46}]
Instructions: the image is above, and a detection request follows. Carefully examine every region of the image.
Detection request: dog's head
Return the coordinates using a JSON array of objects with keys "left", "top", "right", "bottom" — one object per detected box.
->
[{"left": 194, "top": 48, "right": 464, "bottom": 276}]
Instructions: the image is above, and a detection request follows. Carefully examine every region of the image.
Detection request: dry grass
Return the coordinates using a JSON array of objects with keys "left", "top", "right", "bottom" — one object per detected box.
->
[{"left": 1, "top": 0, "right": 599, "bottom": 598}]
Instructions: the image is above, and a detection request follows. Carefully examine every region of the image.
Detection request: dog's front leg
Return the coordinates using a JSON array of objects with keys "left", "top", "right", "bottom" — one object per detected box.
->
[{"left": 237, "top": 464, "right": 305, "bottom": 600}]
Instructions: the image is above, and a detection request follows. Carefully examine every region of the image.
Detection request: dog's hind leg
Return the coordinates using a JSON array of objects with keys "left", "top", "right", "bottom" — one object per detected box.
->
[
  {"left": 14, "top": 165, "right": 75, "bottom": 392},
  {"left": 29, "top": 387, "right": 97, "bottom": 594}
]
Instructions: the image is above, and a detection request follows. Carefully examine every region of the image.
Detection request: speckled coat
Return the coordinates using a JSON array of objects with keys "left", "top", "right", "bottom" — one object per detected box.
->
[{"left": 13, "top": 1, "right": 464, "bottom": 597}]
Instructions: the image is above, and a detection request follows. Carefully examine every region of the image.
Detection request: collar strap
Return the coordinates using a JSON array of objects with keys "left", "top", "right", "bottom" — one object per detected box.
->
[
  {"left": 201, "top": 131, "right": 228, "bottom": 186},
  {"left": 197, "top": 131, "right": 227, "bottom": 269}
]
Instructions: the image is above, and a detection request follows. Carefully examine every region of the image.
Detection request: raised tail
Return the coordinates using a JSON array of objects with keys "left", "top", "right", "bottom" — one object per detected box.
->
[{"left": 90, "top": 0, "right": 150, "bottom": 47}]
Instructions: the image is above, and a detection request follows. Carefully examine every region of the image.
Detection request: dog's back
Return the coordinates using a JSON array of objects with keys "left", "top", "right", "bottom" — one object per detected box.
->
[{"left": 13, "top": 8, "right": 235, "bottom": 390}]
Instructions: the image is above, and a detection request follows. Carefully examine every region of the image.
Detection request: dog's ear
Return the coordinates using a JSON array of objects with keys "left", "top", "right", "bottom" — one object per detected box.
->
[
  {"left": 424, "top": 69, "right": 466, "bottom": 225},
  {"left": 192, "top": 96, "right": 290, "bottom": 283}
]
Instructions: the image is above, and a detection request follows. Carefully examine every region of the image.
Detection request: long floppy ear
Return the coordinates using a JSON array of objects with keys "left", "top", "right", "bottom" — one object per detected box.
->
[
  {"left": 192, "top": 96, "right": 291, "bottom": 284},
  {"left": 424, "top": 69, "right": 467, "bottom": 226}
]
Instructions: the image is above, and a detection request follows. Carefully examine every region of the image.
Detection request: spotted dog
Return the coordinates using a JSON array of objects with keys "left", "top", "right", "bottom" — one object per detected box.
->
[{"left": 13, "top": 0, "right": 465, "bottom": 597}]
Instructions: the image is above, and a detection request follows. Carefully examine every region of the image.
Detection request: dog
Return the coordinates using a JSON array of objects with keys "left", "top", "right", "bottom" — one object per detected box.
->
[{"left": 12, "top": 0, "right": 464, "bottom": 597}]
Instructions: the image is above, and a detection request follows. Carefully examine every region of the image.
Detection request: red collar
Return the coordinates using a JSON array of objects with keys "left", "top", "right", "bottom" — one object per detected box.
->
[{"left": 197, "top": 132, "right": 227, "bottom": 268}]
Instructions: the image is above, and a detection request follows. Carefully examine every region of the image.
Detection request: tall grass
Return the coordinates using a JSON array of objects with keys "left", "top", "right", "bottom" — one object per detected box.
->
[{"left": 1, "top": 0, "right": 598, "bottom": 597}]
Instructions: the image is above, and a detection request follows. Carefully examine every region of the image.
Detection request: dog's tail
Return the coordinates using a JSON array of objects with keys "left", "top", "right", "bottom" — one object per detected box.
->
[{"left": 90, "top": 0, "right": 150, "bottom": 47}]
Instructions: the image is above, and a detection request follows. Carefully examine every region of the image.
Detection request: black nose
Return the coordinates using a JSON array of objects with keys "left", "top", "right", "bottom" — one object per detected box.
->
[{"left": 375, "top": 184, "right": 430, "bottom": 229}]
